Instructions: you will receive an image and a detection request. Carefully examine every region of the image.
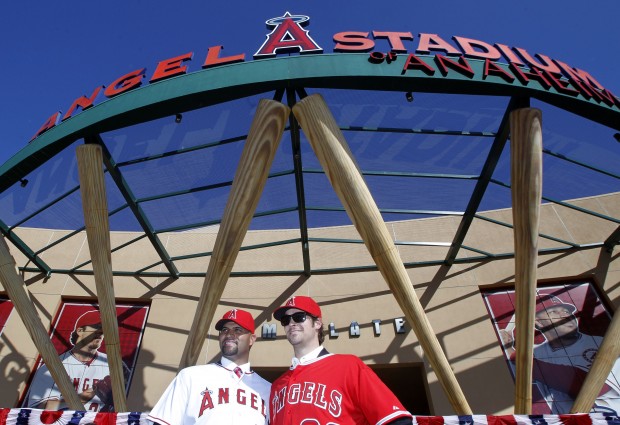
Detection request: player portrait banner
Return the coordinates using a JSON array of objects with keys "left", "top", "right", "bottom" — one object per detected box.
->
[
  {"left": 482, "top": 281, "right": 620, "bottom": 415},
  {"left": 20, "top": 301, "right": 149, "bottom": 412},
  {"left": 0, "top": 296, "right": 14, "bottom": 337}
]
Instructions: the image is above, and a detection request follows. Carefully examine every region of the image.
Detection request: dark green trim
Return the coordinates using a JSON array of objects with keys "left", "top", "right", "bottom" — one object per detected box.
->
[
  {"left": 90, "top": 136, "right": 179, "bottom": 277},
  {"left": 490, "top": 179, "right": 620, "bottom": 224},
  {"left": 3, "top": 54, "right": 619, "bottom": 193},
  {"left": 287, "top": 89, "right": 312, "bottom": 276},
  {"left": 543, "top": 148, "right": 620, "bottom": 180},
  {"left": 303, "top": 168, "right": 479, "bottom": 180},
  {"left": 172, "top": 238, "right": 302, "bottom": 262},
  {"left": 444, "top": 96, "right": 527, "bottom": 265},
  {"left": 17, "top": 243, "right": 602, "bottom": 278},
  {"left": 0, "top": 219, "right": 51, "bottom": 274},
  {"left": 34, "top": 204, "right": 129, "bottom": 257},
  {"left": 306, "top": 206, "right": 463, "bottom": 216},
  {"left": 474, "top": 214, "right": 579, "bottom": 248},
  {"left": 11, "top": 185, "right": 80, "bottom": 229},
  {"left": 135, "top": 170, "right": 294, "bottom": 205},
  {"left": 154, "top": 206, "right": 299, "bottom": 234},
  {"left": 72, "top": 234, "right": 148, "bottom": 271},
  {"left": 340, "top": 126, "right": 496, "bottom": 137},
  {"left": 115, "top": 134, "right": 248, "bottom": 168}
]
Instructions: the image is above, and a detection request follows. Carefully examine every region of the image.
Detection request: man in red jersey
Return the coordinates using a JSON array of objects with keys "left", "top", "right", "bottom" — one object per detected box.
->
[{"left": 269, "top": 296, "right": 413, "bottom": 425}]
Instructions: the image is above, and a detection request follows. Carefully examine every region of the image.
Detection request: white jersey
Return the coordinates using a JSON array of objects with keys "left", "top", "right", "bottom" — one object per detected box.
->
[
  {"left": 26, "top": 350, "right": 112, "bottom": 411},
  {"left": 147, "top": 360, "right": 271, "bottom": 425},
  {"left": 533, "top": 332, "right": 620, "bottom": 414}
]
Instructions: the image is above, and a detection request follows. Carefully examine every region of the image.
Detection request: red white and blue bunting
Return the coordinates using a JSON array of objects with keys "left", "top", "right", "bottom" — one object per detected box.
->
[
  {"left": 0, "top": 409, "right": 146, "bottom": 425},
  {"left": 413, "top": 415, "right": 620, "bottom": 425},
  {"left": 0, "top": 411, "right": 618, "bottom": 425}
]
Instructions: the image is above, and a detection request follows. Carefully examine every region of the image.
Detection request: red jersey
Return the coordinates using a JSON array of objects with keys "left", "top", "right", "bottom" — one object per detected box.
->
[{"left": 269, "top": 353, "right": 411, "bottom": 425}]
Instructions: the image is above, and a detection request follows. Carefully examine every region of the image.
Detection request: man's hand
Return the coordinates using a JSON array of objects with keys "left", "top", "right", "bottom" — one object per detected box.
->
[
  {"left": 93, "top": 375, "right": 114, "bottom": 405},
  {"left": 78, "top": 388, "right": 96, "bottom": 404},
  {"left": 499, "top": 328, "right": 515, "bottom": 350}
]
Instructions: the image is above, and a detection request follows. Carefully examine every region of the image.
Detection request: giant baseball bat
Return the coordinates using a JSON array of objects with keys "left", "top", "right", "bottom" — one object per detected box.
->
[
  {"left": 179, "top": 99, "right": 290, "bottom": 369},
  {"left": 571, "top": 307, "right": 620, "bottom": 412},
  {"left": 293, "top": 94, "right": 472, "bottom": 415},
  {"left": 0, "top": 237, "right": 85, "bottom": 410},
  {"left": 76, "top": 144, "right": 127, "bottom": 412},
  {"left": 510, "top": 108, "right": 543, "bottom": 414}
]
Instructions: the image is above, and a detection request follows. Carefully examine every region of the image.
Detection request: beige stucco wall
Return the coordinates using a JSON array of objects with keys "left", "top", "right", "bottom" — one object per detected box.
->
[{"left": 0, "top": 192, "right": 618, "bottom": 415}]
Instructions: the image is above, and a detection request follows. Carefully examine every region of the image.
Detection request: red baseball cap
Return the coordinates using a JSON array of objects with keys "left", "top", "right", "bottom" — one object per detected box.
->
[
  {"left": 535, "top": 293, "right": 576, "bottom": 315},
  {"left": 273, "top": 296, "right": 322, "bottom": 320},
  {"left": 215, "top": 309, "right": 255, "bottom": 333},
  {"left": 74, "top": 310, "right": 102, "bottom": 331}
]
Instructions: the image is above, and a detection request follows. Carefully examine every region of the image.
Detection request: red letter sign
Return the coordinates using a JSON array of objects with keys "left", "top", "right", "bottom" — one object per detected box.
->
[
  {"left": 372, "top": 31, "right": 413, "bottom": 53},
  {"left": 203, "top": 46, "right": 245, "bottom": 69},
  {"left": 31, "top": 112, "right": 61, "bottom": 141},
  {"left": 333, "top": 32, "right": 374, "bottom": 52},
  {"left": 150, "top": 52, "right": 193, "bottom": 83},
  {"left": 62, "top": 86, "right": 104, "bottom": 121},
  {"left": 104, "top": 68, "right": 146, "bottom": 98}
]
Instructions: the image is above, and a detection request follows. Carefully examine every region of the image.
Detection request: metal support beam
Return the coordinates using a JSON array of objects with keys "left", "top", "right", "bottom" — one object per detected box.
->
[
  {"left": 445, "top": 97, "right": 529, "bottom": 265},
  {"left": 287, "top": 88, "right": 311, "bottom": 275},
  {"left": 490, "top": 179, "right": 620, "bottom": 225},
  {"left": 0, "top": 219, "right": 51, "bottom": 275},
  {"left": 11, "top": 186, "right": 80, "bottom": 229},
  {"left": 85, "top": 135, "right": 179, "bottom": 278}
]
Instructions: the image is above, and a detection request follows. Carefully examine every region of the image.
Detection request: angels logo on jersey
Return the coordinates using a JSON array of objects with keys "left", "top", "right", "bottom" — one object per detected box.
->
[
  {"left": 199, "top": 386, "right": 266, "bottom": 418},
  {"left": 582, "top": 348, "right": 597, "bottom": 365},
  {"left": 272, "top": 381, "right": 342, "bottom": 418}
]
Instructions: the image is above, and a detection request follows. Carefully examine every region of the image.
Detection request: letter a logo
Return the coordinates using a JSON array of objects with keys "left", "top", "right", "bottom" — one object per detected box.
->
[
  {"left": 227, "top": 309, "right": 238, "bottom": 320},
  {"left": 254, "top": 12, "right": 323, "bottom": 59}
]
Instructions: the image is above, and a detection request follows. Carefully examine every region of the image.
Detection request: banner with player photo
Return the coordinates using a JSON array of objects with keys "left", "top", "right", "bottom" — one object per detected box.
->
[
  {"left": 0, "top": 296, "right": 14, "bottom": 336},
  {"left": 19, "top": 301, "right": 149, "bottom": 412},
  {"left": 482, "top": 281, "right": 620, "bottom": 415}
]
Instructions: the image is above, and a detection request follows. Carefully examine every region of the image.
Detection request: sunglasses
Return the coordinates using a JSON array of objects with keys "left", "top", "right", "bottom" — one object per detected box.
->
[{"left": 280, "top": 312, "right": 311, "bottom": 326}]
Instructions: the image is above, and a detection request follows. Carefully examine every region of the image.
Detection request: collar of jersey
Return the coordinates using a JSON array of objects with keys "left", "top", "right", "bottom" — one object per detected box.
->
[
  {"left": 291, "top": 346, "right": 330, "bottom": 369},
  {"left": 219, "top": 357, "right": 251, "bottom": 374},
  {"left": 70, "top": 350, "right": 99, "bottom": 366},
  {"left": 550, "top": 331, "right": 583, "bottom": 352}
]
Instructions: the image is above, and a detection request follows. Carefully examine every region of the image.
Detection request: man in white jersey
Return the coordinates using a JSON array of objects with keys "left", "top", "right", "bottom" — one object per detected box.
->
[
  {"left": 501, "top": 293, "right": 620, "bottom": 414},
  {"left": 147, "top": 309, "right": 271, "bottom": 425},
  {"left": 26, "top": 309, "right": 128, "bottom": 411}
]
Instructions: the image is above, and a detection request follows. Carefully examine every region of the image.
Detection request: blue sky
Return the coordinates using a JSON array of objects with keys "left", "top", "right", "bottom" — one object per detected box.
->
[{"left": 1, "top": 1, "right": 619, "bottom": 167}]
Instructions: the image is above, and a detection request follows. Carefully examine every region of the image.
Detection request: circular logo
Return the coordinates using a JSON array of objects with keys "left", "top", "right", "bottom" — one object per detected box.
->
[{"left": 582, "top": 348, "right": 597, "bottom": 365}]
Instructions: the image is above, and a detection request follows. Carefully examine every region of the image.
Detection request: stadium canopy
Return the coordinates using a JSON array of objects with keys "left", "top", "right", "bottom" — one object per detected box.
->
[{"left": 0, "top": 52, "right": 619, "bottom": 279}]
